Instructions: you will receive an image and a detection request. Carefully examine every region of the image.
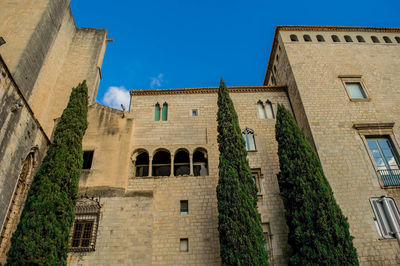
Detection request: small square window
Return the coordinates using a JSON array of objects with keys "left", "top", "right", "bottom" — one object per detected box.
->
[
  {"left": 83, "top": 151, "right": 94, "bottom": 169},
  {"left": 192, "top": 109, "right": 198, "bottom": 116},
  {"left": 180, "top": 238, "right": 189, "bottom": 252},
  {"left": 180, "top": 200, "right": 188, "bottom": 214},
  {"left": 345, "top": 82, "right": 366, "bottom": 99}
]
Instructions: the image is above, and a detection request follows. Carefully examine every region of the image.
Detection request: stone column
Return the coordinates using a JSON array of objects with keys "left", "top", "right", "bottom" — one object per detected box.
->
[
  {"left": 170, "top": 154, "right": 174, "bottom": 176},
  {"left": 149, "top": 156, "right": 153, "bottom": 177},
  {"left": 189, "top": 152, "right": 194, "bottom": 176}
]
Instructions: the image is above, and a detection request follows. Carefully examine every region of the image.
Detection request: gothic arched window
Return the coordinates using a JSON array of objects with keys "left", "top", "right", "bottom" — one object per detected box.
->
[
  {"left": 258, "top": 101, "right": 266, "bottom": 119},
  {"left": 242, "top": 128, "right": 256, "bottom": 151},
  {"left": 155, "top": 103, "right": 160, "bottom": 121},
  {"left": 265, "top": 101, "right": 274, "bottom": 119},
  {"left": 161, "top": 102, "right": 168, "bottom": 121}
]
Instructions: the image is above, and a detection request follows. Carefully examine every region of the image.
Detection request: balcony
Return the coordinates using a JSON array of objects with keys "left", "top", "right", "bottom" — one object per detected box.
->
[{"left": 378, "top": 169, "right": 400, "bottom": 186}]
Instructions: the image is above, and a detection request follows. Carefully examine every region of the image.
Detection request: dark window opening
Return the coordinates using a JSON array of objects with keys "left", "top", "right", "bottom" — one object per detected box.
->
[
  {"left": 383, "top": 36, "right": 392, "bottom": 43},
  {"left": 180, "top": 200, "right": 188, "bottom": 214},
  {"left": 344, "top": 35, "right": 353, "bottom": 42},
  {"left": 192, "top": 109, "right": 198, "bottom": 116},
  {"left": 83, "top": 151, "right": 94, "bottom": 169},
  {"left": 174, "top": 150, "right": 190, "bottom": 176},
  {"left": 152, "top": 150, "right": 171, "bottom": 176},
  {"left": 72, "top": 220, "right": 94, "bottom": 248},
  {"left": 180, "top": 238, "right": 189, "bottom": 252},
  {"left": 303, "top": 34, "right": 312, "bottom": 42},
  {"left": 356, "top": 35, "right": 365, "bottom": 42},
  {"left": 135, "top": 151, "right": 149, "bottom": 177},
  {"left": 316, "top": 35, "right": 325, "bottom": 42},
  {"left": 331, "top": 35, "right": 340, "bottom": 42},
  {"left": 395, "top": 37, "right": 400, "bottom": 43},
  {"left": 371, "top": 36, "right": 380, "bottom": 43},
  {"left": 290, "top": 34, "right": 298, "bottom": 42},
  {"left": 193, "top": 149, "right": 208, "bottom": 176}
]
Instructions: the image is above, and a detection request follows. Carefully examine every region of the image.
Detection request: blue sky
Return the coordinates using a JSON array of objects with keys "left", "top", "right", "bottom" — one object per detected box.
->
[{"left": 70, "top": 0, "right": 400, "bottom": 109}]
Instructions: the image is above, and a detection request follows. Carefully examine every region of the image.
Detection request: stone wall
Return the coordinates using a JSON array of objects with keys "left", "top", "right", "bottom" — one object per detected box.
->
[
  {"left": 275, "top": 28, "right": 400, "bottom": 264},
  {"left": 0, "top": 56, "right": 49, "bottom": 264},
  {"left": 71, "top": 87, "right": 291, "bottom": 265}
]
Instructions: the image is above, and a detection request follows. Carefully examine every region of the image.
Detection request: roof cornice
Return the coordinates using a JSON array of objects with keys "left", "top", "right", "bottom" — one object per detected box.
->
[
  {"left": 130, "top": 86, "right": 286, "bottom": 96},
  {"left": 263, "top": 25, "right": 400, "bottom": 85}
]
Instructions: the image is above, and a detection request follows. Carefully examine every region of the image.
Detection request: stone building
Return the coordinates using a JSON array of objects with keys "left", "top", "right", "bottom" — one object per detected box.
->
[{"left": 1, "top": 1, "right": 400, "bottom": 265}]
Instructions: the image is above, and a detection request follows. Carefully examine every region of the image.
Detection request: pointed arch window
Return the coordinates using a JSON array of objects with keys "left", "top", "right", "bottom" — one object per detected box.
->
[
  {"left": 155, "top": 103, "right": 160, "bottom": 121},
  {"left": 265, "top": 101, "right": 274, "bottom": 119},
  {"left": 257, "top": 101, "right": 266, "bottom": 119},
  {"left": 161, "top": 102, "right": 168, "bottom": 121},
  {"left": 242, "top": 128, "right": 256, "bottom": 151}
]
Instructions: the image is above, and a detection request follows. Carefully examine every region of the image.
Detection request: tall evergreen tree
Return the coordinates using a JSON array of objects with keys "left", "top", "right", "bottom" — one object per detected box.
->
[
  {"left": 275, "top": 104, "right": 358, "bottom": 265},
  {"left": 6, "top": 81, "right": 89, "bottom": 265},
  {"left": 216, "top": 79, "right": 269, "bottom": 265}
]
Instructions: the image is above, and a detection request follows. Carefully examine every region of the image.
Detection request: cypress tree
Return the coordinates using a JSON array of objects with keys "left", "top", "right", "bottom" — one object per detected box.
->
[
  {"left": 6, "top": 81, "right": 89, "bottom": 265},
  {"left": 275, "top": 104, "right": 358, "bottom": 265},
  {"left": 216, "top": 79, "right": 269, "bottom": 265}
]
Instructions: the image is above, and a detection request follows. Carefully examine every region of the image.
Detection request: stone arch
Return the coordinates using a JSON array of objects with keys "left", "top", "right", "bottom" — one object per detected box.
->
[
  {"left": 152, "top": 149, "right": 171, "bottom": 176},
  {"left": 193, "top": 148, "right": 208, "bottom": 176},
  {"left": 174, "top": 148, "right": 190, "bottom": 176},
  {"left": 0, "top": 149, "right": 37, "bottom": 261},
  {"left": 132, "top": 149, "right": 150, "bottom": 177}
]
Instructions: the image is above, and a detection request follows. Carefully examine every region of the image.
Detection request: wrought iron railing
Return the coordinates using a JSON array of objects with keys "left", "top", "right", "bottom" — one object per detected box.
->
[{"left": 378, "top": 169, "right": 400, "bottom": 186}]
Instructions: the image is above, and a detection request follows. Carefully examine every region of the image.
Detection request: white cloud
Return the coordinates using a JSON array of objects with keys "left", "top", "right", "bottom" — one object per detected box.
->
[
  {"left": 102, "top": 86, "right": 130, "bottom": 110},
  {"left": 150, "top": 73, "right": 164, "bottom": 89}
]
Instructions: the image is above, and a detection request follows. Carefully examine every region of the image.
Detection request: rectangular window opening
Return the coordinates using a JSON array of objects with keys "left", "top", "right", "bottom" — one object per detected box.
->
[
  {"left": 83, "top": 151, "right": 94, "bottom": 169},
  {"left": 345, "top": 82, "right": 367, "bottom": 99},
  {"left": 180, "top": 200, "right": 188, "bottom": 214},
  {"left": 192, "top": 109, "right": 198, "bottom": 116},
  {"left": 180, "top": 238, "right": 189, "bottom": 252},
  {"left": 72, "top": 220, "right": 94, "bottom": 248}
]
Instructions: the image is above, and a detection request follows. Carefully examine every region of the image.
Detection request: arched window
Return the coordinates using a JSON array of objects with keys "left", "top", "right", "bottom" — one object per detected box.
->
[
  {"left": 290, "top": 34, "right": 298, "bottom": 42},
  {"left": 331, "top": 35, "right": 340, "bottom": 42},
  {"left": 303, "top": 34, "right": 312, "bottom": 42},
  {"left": 316, "top": 35, "right": 325, "bottom": 42},
  {"left": 371, "top": 36, "right": 380, "bottom": 43},
  {"left": 242, "top": 128, "right": 256, "bottom": 151},
  {"left": 154, "top": 103, "right": 160, "bottom": 121},
  {"left": 0, "top": 152, "right": 35, "bottom": 257},
  {"left": 257, "top": 101, "right": 266, "bottom": 119},
  {"left": 135, "top": 151, "right": 149, "bottom": 177},
  {"left": 395, "top": 37, "right": 400, "bottom": 44},
  {"left": 356, "top": 35, "right": 365, "bottom": 42},
  {"left": 344, "top": 35, "right": 353, "bottom": 42},
  {"left": 193, "top": 148, "right": 208, "bottom": 176},
  {"left": 383, "top": 36, "right": 392, "bottom": 43},
  {"left": 161, "top": 102, "right": 168, "bottom": 121},
  {"left": 152, "top": 150, "right": 171, "bottom": 176},
  {"left": 265, "top": 101, "right": 274, "bottom": 119},
  {"left": 174, "top": 149, "right": 190, "bottom": 176}
]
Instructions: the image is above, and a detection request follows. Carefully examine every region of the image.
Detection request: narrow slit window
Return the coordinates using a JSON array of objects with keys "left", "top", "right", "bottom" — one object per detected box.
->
[
  {"left": 356, "top": 35, "right": 365, "bottom": 42},
  {"left": 83, "top": 151, "right": 94, "bottom": 169},
  {"left": 154, "top": 103, "right": 160, "bottom": 121},
  {"left": 161, "top": 102, "right": 168, "bottom": 121}
]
